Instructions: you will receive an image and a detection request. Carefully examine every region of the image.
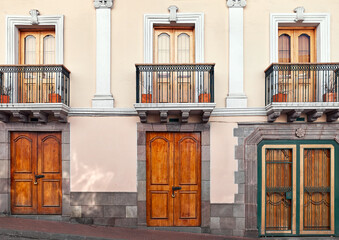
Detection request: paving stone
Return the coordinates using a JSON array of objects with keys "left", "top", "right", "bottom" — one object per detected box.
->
[
  {"left": 233, "top": 230, "right": 245, "bottom": 237},
  {"left": 81, "top": 206, "right": 104, "bottom": 218},
  {"left": 104, "top": 206, "right": 126, "bottom": 218},
  {"left": 210, "top": 204, "right": 233, "bottom": 217},
  {"left": 210, "top": 229, "right": 233, "bottom": 236},
  {"left": 126, "top": 206, "right": 137, "bottom": 218}
]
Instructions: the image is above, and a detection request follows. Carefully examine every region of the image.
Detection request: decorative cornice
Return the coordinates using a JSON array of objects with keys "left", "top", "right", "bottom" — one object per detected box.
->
[
  {"left": 94, "top": 0, "right": 113, "bottom": 9},
  {"left": 227, "top": 0, "right": 247, "bottom": 8}
]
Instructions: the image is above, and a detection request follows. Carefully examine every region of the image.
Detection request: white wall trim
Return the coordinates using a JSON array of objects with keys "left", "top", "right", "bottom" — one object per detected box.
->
[
  {"left": 6, "top": 15, "right": 64, "bottom": 64},
  {"left": 270, "top": 13, "right": 330, "bottom": 63},
  {"left": 144, "top": 12, "right": 204, "bottom": 63}
]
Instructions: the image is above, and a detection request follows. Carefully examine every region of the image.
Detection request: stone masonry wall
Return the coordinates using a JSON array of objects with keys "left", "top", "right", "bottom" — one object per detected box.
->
[{"left": 70, "top": 192, "right": 137, "bottom": 227}]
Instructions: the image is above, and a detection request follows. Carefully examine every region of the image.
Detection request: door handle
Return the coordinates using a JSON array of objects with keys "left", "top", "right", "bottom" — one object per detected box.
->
[
  {"left": 34, "top": 174, "right": 45, "bottom": 185},
  {"left": 171, "top": 186, "right": 182, "bottom": 198}
]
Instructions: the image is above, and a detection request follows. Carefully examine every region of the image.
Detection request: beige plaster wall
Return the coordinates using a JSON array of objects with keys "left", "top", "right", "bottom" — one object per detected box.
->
[
  {"left": 244, "top": 0, "right": 339, "bottom": 107},
  {"left": 210, "top": 116, "right": 266, "bottom": 203},
  {"left": 69, "top": 116, "right": 138, "bottom": 192}
]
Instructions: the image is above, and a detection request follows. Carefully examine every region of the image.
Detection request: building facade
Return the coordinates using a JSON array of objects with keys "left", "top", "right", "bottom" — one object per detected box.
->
[{"left": 0, "top": 0, "right": 339, "bottom": 237}]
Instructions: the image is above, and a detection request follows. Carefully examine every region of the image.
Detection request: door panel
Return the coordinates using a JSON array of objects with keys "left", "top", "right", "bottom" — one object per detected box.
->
[
  {"left": 146, "top": 132, "right": 201, "bottom": 227},
  {"left": 174, "top": 133, "right": 201, "bottom": 226},
  {"left": 11, "top": 132, "right": 62, "bottom": 215},
  {"left": 38, "top": 133, "right": 62, "bottom": 214},
  {"left": 11, "top": 132, "right": 38, "bottom": 214},
  {"left": 300, "top": 145, "right": 334, "bottom": 235}
]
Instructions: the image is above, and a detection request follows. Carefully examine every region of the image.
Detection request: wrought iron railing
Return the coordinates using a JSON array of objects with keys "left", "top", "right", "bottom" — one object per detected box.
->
[
  {"left": 265, "top": 63, "right": 339, "bottom": 105},
  {"left": 136, "top": 64, "right": 215, "bottom": 103},
  {"left": 0, "top": 65, "right": 70, "bottom": 105}
]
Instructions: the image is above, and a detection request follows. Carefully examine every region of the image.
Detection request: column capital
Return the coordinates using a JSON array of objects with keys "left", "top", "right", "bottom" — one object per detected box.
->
[
  {"left": 94, "top": 0, "right": 113, "bottom": 9},
  {"left": 227, "top": 0, "right": 247, "bottom": 8}
]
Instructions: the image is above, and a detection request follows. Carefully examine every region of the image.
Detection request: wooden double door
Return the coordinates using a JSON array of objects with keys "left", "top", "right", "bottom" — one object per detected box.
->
[
  {"left": 260, "top": 143, "right": 335, "bottom": 236},
  {"left": 146, "top": 132, "right": 201, "bottom": 226},
  {"left": 11, "top": 132, "right": 62, "bottom": 215}
]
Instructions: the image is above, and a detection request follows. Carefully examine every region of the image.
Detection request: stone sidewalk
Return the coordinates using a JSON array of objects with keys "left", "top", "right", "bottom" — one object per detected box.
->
[{"left": 0, "top": 216, "right": 254, "bottom": 240}]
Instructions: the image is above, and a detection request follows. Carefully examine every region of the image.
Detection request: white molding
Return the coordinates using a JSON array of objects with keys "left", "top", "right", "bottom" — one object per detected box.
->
[
  {"left": 270, "top": 13, "right": 330, "bottom": 63},
  {"left": 66, "top": 107, "right": 266, "bottom": 117},
  {"left": 92, "top": 6, "right": 114, "bottom": 108},
  {"left": 144, "top": 12, "right": 204, "bottom": 63},
  {"left": 226, "top": 7, "right": 247, "bottom": 108},
  {"left": 6, "top": 15, "right": 64, "bottom": 64}
]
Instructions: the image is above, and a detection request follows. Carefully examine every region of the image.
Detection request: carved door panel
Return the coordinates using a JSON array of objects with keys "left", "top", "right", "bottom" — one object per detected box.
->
[{"left": 11, "top": 132, "right": 62, "bottom": 215}]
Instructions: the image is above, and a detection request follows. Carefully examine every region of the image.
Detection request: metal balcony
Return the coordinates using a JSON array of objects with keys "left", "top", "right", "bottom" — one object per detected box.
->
[{"left": 265, "top": 63, "right": 339, "bottom": 122}]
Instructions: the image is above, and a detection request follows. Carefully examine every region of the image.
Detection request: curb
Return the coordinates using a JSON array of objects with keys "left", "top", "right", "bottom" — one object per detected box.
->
[{"left": 0, "top": 228, "right": 124, "bottom": 240}]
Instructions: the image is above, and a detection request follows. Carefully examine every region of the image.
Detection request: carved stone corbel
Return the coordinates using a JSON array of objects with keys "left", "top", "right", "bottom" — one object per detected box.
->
[
  {"left": 12, "top": 111, "right": 29, "bottom": 122},
  {"left": 326, "top": 110, "right": 339, "bottom": 122},
  {"left": 227, "top": 0, "right": 247, "bottom": 8},
  {"left": 93, "top": 0, "right": 113, "bottom": 9},
  {"left": 202, "top": 111, "right": 212, "bottom": 123},
  {"left": 181, "top": 110, "right": 190, "bottom": 123},
  {"left": 160, "top": 111, "right": 168, "bottom": 123},
  {"left": 0, "top": 113, "right": 10, "bottom": 123},
  {"left": 53, "top": 111, "right": 68, "bottom": 123},
  {"left": 286, "top": 109, "right": 303, "bottom": 122},
  {"left": 267, "top": 110, "right": 281, "bottom": 122},
  {"left": 29, "top": 9, "right": 40, "bottom": 25},
  {"left": 33, "top": 111, "right": 48, "bottom": 123},
  {"left": 306, "top": 109, "right": 323, "bottom": 122},
  {"left": 294, "top": 6, "right": 305, "bottom": 22},
  {"left": 139, "top": 111, "right": 147, "bottom": 123}
]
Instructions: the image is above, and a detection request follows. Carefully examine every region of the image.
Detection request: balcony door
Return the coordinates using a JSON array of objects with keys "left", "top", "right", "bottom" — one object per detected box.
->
[
  {"left": 19, "top": 30, "right": 55, "bottom": 103},
  {"left": 153, "top": 28, "right": 195, "bottom": 103},
  {"left": 278, "top": 28, "right": 316, "bottom": 102}
]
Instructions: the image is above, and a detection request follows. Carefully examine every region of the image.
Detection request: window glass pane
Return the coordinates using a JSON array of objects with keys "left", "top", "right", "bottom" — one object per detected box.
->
[
  {"left": 25, "top": 35, "right": 36, "bottom": 64},
  {"left": 298, "top": 34, "right": 310, "bottom": 63},
  {"left": 278, "top": 34, "right": 291, "bottom": 63},
  {"left": 43, "top": 35, "right": 55, "bottom": 64},
  {"left": 177, "top": 33, "right": 190, "bottom": 63},
  {"left": 158, "top": 33, "right": 170, "bottom": 63}
]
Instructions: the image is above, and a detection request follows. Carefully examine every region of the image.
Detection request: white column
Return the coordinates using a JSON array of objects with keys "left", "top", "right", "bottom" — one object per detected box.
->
[
  {"left": 226, "top": 0, "right": 247, "bottom": 108},
  {"left": 92, "top": 0, "right": 114, "bottom": 108}
]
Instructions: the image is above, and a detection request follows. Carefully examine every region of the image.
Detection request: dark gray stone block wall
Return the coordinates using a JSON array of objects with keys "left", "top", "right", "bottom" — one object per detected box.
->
[{"left": 70, "top": 192, "right": 137, "bottom": 227}]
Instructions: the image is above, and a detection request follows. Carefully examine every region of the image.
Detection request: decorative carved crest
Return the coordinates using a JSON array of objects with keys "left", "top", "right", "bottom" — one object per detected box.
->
[
  {"left": 294, "top": 6, "right": 305, "bottom": 22},
  {"left": 29, "top": 9, "right": 40, "bottom": 25},
  {"left": 168, "top": 5, "right": 178, "bottom": 22},
  {"left": 94, "top": 0, "right": 113, "bottom": 9},
  {"left": 295, "top": 128, "right": 306, "bottom": 138},
  {"left": 227, "top": 0, "right": 247, "bottom": 8}
]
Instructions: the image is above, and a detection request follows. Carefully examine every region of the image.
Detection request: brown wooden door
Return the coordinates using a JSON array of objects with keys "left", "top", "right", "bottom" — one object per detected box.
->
[
  {"left": 278, "top": 28, "right": 316, "bottom": 102},
  {"left": 11, "top": 132, "right": 62, "bottom": 215},
  {"left": 146, "top": 132, "right": 201, "bottom": 227}
]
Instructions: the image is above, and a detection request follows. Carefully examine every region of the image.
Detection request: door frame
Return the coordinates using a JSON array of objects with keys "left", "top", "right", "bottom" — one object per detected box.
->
[
  {"left": 137, "top": 123, "right": 210, "bottom": 229},
  {"left": 0, "top": 122, "right": 70, "bottom": 216},
  {"left": 258, "top": 140, "right": 338, "bottom": 237}
]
